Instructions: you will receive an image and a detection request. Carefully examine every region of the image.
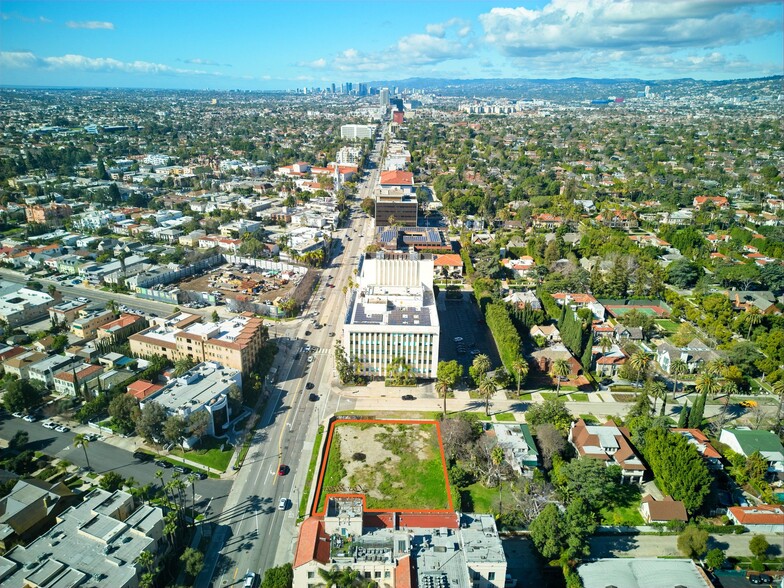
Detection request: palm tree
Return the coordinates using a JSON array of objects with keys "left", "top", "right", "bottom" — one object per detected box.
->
[
  {"left": 551, "top": 358, "right": 571, "bottom": 397},
  {"left": 599, "top": 336, "right": 613, "bottom": 357},
  {"left": 472, "top": 353, "right": 491, "bottom": 384},
  {"left": 435, "top": 378, "right": 450, "bottom": 416},
  {"left": 512, "top": 357, "right": 529, "bottom": 396},
  {"left": 135, "top": 550, "right": 155, "bottom": 575},
  {"left": 187, "top": 473, "right": 198, "bottom": 523},
  {"left": 670, "top": 359, "right": 687, "bottom": 397},
  {"left": 695, "top": 372, "right": 720, "bottom": 399},
  {"left": 645, "top": 379, "right": 667, "bottom": 416},
  {"left": 173, "top": 357, "right": 195, "bottom": 377},
  {"left": 744, "top": 305, "right": 762, "bottom": 339},
  {"left": 629, "top": 351, "right": 651, "bottom": 389},
  {"left": 317, "top": 565, "right": 361, "bottom": 588},
  {"left": 707, "top": 358, "right": 728, "bottom": 377},
  {"left": 73, "top": 433, "right": 91, "bottom": 470},
  {"left": 478, "top": 376, "right": 496, "bottom": 417},
  {"left": 105, "top": 299, "right": 119, "bottom": 316}
]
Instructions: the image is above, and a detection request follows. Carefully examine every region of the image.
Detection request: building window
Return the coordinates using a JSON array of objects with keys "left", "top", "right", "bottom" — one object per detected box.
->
[
  {"left": 307, "top": 572, "right": 315, "bottom": 579},
  {"left": 488, "top": 572, "right": 495, "bottom": 581}
]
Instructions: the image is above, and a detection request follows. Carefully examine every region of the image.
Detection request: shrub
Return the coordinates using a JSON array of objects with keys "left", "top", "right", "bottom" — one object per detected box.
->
[{"left": 352, "top": 452, "right": 366, "bottom": 462}]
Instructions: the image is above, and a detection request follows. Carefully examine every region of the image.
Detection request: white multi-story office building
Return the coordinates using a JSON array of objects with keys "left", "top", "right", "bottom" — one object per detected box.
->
[
  {"left": 336, "top": 146, "right": 362, "bottom": 165},
  {"left": 343, "top": 252, "right": 439, "bottom": 379},
  {"left": 340, "top": 124, "right": 374, "bottom": 141}
]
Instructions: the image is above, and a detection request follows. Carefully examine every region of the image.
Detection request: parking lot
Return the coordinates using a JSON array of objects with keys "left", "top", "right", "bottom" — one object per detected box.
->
[{"left": 436, "top": 291, "right": 501, "bottom": 378}]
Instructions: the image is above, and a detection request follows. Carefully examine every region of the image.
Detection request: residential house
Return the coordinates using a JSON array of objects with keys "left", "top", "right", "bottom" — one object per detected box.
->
[
  {"left": 531, "top": 344, "right": 582, "bottom": 376},
  {"left": 671, "top": 429, "right": 723, "bottom": 470},
  {"left": 639, "top": 495, "right": 688, "bottom": 524},
  {"left": 719, "top": 429, "right": 784, "bottom": 477},
  {"left": 433, "top": 253, "right": 463, "bottom": 279},
  {"left": 656, "top": 339, "right": 721, "bottom": 374},
  {"left": 693, "top": 196, "right": 729, "bottom": 209},
  {"left": 614, "top": 324, "right": 643, "bottom": 342},
  {"left": 493, "top": 424, "right": 539, "bottom": 476},
  {"left": 724, "top": 289, "right": 779, "bottom": 315},
  {"left": 27, "top": 354, "right": 80, "bottom": 388},
  {"left": 127, "top": 379, "right": 163, "bottom": 401},
  {"left": 53, "top": 363, "right": 104, "bottom": 397},
  {"left": 532, "top": 213, "right": 564, "bottom": 229},
  {"left": 727, "top": 505, "right": 784, "bottom": 533},
  {"left": 530, "top": 324, "right": 561, "bottom": 344},
  {"left": 2, "top": 351, "right": 47, "bottom": 380},
  {"left": 501, "top": 256, "right": 537, "bottom": 278},
  {"left": 568, "top": 419, "right": 646, "bottom": 484},
  {"left": 596, "top": 210, "right": 639, "bottom": 231},
  {"left": 552, "top": 292, "right": 606, "bottom": 320},
  {"left": 595, "top": 346, "right": 628, "bottom": 377},
  {"left": 502, "top": 290, "right": 542, "bottom": 311}
]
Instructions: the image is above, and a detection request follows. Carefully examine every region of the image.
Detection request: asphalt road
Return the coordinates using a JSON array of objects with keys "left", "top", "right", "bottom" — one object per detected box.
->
[
  {"left": 0, "top": 414, "right": 232, "bottom": 514},
  {"left": 207, "top": 140, "right": 379, "bottom": 586}
]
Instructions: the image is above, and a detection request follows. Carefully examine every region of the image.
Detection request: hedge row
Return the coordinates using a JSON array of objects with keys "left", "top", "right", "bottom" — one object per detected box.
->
[{"left": 485, "top": 302, "right": 522, "bottom": 373}]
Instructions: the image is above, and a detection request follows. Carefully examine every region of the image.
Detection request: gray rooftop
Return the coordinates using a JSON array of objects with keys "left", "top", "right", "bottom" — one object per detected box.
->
[
  {"left": 145, "top": 361, "right": 241, "bottom": 416},
  {"left": 578, "top": 558, "right": 711, "bottom": 588}
]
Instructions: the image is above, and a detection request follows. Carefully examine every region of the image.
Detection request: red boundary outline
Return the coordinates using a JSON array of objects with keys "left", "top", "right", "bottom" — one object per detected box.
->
[{"left": 311, "top": 419, "right": 454, "bottom": 517}]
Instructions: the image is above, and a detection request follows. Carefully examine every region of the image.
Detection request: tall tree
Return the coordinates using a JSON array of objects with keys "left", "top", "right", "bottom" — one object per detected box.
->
[
  {"left": 478, "top": 376, "right": 497, "bottom": 417},
  {"left": 629, "top": 351, "right": 651, "bottom": 389},
  {"left": 512, "top": 356, "right": 529, "bottom": 395},
  {"left": 73, "top": 433, "right": 91, "bottom": 470},
  {"left": 670, "top": 359, "right": 687, "bottom": 396},
  {"left": 550, "top": 358, "right": 571, "bottom": 396}
]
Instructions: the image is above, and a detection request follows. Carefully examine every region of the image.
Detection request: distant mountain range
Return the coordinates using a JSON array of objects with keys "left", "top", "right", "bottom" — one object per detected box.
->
[{"left": 366, "top": 75, "right": 783, "bottom": 101}]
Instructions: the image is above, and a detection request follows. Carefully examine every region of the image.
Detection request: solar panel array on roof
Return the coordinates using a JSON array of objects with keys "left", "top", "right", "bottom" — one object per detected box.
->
[
  {"left": 354, "top": 304, "right": 383, "bottom": 324},
  {"left": 388, "top": 307, "right": 430, "bottom": 326}
]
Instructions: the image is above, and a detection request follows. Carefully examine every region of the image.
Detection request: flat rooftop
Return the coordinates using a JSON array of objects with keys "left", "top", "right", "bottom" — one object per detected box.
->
[
  {"left": 146, "top": 361, "right": 241, "bottom": 414},
  {"left": 349, "top": 287, "right": 437, "bottom": 328},
  {"left": 578, "top": 558, "right": 712, "bottom": 588}
]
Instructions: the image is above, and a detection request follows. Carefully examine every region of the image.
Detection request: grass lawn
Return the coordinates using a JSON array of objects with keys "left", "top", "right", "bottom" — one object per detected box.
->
[
  {"left": 570, "top": 393, "right": 589, "bottom": 402},
  {"left": 461, "top": 481, "right": 516, "bottom": 514},
  {"left": 494, "top": 412, "right": 517, "bottom": 422},
  {"left": 613, "top": 393, "right": 637, "bottom": 402},
  {"left": 579, "top": 414, "right": 599, "bottom": 425},
  {"left": 600, "top": 485, "right": 645, "bottom": 526},
  {"left": 170, "top": 437, "right": 233, "bottom": 472},
  {"left": 540, "top": 392, "right": 558, "bottom": 401},
  {"left": 655, "top": 319, "right": 680, "bottom": 335},
  {"left": 317, "top": 422, "right": 449, "bottom": 512}
]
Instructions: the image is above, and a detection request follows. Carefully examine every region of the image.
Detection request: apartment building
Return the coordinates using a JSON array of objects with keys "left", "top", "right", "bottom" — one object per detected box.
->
[
  {"left": 293, "top": 496, "right": 507, "bottom": 588},
  {"left": 24, "top": 203, "right": 72, "bottom": 228},
  {"left": 27, "top": 354, "right": 81, "bottom": 388},
  {"left": 96, "top": 313, "right": 148, "bottom": 344},
  {"left": 0, "top": 287, "right": 57, "bottom": 327},
  {"left": 71, "top": 309, "right": 116, "bottom": 340},
  {"left": 336, "top": 146, "right": 362, "bottom": 165},
  {"left": 53, "top": 363, "right": 104, "bottom": 397},
  {"left": 129, "top": 312, "right": 265, "bottom": 374},
  {"left": 340, "top": 124, "right": 374, "bottom": 141},
  {"left": 343, "top": 252, "right": 440, "bottom": 379},
  {"left": 48, "top": 299, "right": 89, "bottom": 326},
  {"left": 0, "top": 489, "right": 164, "bottom": 588}
]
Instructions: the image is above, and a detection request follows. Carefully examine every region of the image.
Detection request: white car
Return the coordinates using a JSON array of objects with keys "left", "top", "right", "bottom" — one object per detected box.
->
[
  {"left": 278, "top": 497, "right": 288, "bottom": 511},
  {"left": 307, "top": 356, "right": 314, "bottom": 363},
  {"left": 55, "top": 426, "right": 70, "bottom": 433},
  {"left": 42, "top": 421, "right": 56, "bottom": 429},
  {"left": 23, "top": 415, "right": 36, "bottom": 423},
  {"left": 12, "top": 411, "right": 24, "bottom": 418}
]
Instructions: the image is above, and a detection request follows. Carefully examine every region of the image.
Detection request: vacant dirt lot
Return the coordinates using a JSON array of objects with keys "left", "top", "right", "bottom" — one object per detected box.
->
[{"left": 179, "top": 264, "right": 297, "bottom": 303}]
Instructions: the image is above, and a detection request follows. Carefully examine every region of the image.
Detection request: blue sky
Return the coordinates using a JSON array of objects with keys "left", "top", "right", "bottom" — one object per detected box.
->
[{"left": 1, "top": 1, "right": 781, "bottom": 89}]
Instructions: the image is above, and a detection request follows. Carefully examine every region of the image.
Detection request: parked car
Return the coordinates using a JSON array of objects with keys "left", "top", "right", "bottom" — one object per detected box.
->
[
  {"left": 154, "top": 459, "right": 172, "bottom": 469},
  {"left": 42, "top": 421, "right": 56, "bottom": 429},
  {"left": 244, "top": 571, "right": 258, "bottom": 588},
  {"left": 23, "top": 414, "right": 36, "bottom": 423},
  {"left": 307, "top": 356, "right": 314, "bottom": 363},
  {"left": 134, "top": 451, "right": 153, "bottom": 462},
  {"left": 55, "top": 426, "right": 70, "bottom": 433},
  {"left": 749, "top": 575, "right": 772, "bottom": 585},
  {"left": 12, "top": 412, "right": 24, "bottom": 418},
  {"left": 308, "top": 393, "right": 319, "bottom": 402},
  {"left": 194, "top": 472, "right": 208, "bottom": 480},
  {"left": 402, "top": 395, "right": 416, "bottom": 401},
  {"left": 278, "top": 497, "right": 288, "bottom": 511},
  {"left": 173, "top": 465, "right": 191, "bottom": 474},
  {"left": 305, "top": 382, "right": 315, "bottom": 390}
]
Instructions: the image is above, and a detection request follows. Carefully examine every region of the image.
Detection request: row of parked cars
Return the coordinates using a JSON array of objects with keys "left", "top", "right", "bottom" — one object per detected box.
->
[{"left": 132, "top": 451, "right": 208, "bottom": 479}]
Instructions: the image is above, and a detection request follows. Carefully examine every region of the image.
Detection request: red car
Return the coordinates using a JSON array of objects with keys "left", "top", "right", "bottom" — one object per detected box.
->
[{"left": 278, "top": 464, "right": 288, "bottom": 476}]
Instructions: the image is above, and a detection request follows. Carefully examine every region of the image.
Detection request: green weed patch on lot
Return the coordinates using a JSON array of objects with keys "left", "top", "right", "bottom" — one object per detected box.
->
[
  {"left": 460, "top": 481, "right": 516, "bottom": 514},
  {"left": 316, "top": 421, "right": 449, "bottom": 512},
  {"left": 600, "top": 484, "right": 644, "bottom": 526},
  {"left": 570, "top": 393, "right": 589, "bottom": 402},
  {"left": 494, "top": 412, "right": 517, "bottom": 422}
]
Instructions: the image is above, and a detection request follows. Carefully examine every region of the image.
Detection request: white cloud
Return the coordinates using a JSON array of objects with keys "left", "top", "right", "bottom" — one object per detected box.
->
[
  {"left": 479, "top": 0, "right": 779, "bottom": 57},
  {"left": 182, "top": 58, "right": 231, "bottom": 67},
  {"left": 0, "top": 51, "right": 221, "bottom": 77},
  {"left": 66, "top": 20, "right": 114, "bottom": 30},
  {"left": 1, "top": 12, "right": 52, "bottom": 24},
  {"left": 303, "top": 19, "right": 473, "bottom": 74}
]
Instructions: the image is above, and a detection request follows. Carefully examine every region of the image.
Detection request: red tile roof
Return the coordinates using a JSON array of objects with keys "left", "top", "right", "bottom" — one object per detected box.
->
[
  {"left": 433, "top": 254, "right": 462, "bottom": 267},
  {"left": 380, "top": 170, "right": 414, "bottom": 186},
  {"left": 293, "top": 518, "right": 331, "bottom": 568},
  {"left": 728, "top": 505, "right": 784, "bottom": 526},
  {"left": 126, "top": 379, "right": 163, "bottom": 400}
]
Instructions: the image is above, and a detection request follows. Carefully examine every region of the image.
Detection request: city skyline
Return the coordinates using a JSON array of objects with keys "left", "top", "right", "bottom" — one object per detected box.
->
[{"left": 0, "top": 1, "right": 782, "bottom": 90}]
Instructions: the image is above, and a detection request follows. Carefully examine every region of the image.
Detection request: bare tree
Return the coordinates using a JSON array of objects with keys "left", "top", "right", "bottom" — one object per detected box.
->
[
  {"left": 440, "top": 418, "right": 475, "bottom": 462},
  {"left": 535, "top": 423, "right": 567, "bottom": 469},
  {"left": 468, "top": 436, "right": 507, "bottom": 487},
  {"left": 748, "top": 403, "right": 768, "bottom": 431},
  {"left": 508, "top": 477, "right": 557, "bottom": 525}
]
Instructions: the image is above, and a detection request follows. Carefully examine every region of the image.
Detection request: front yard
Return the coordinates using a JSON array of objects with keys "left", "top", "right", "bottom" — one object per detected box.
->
[{"left": 170, "top": 436, "right": 233, "bottom": 472}]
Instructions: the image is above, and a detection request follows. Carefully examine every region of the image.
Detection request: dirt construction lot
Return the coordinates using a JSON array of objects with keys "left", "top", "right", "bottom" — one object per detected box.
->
[
  {"left": 179, "top": 264, "right": 298, "bottom": 303},
  {"left": 316, "top": 421, "right": 450, "bottom": 512}
]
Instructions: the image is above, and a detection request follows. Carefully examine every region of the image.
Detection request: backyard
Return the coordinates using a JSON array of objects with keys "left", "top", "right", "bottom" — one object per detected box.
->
[{"left": 315, "top": 421, "right": 450, "bottom": 512}]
